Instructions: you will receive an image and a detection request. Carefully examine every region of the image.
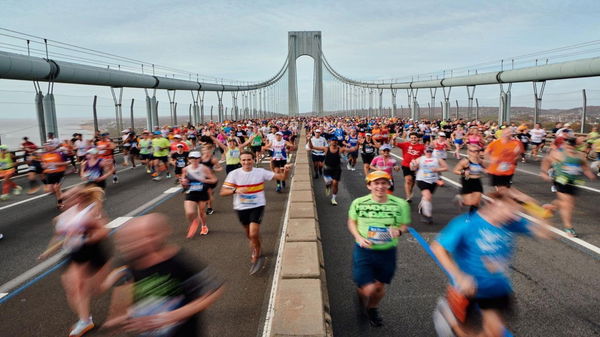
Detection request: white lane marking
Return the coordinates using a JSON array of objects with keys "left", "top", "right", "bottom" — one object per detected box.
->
[
  {"left": 390, "top": 152, "right": 600, "bottom": 257},
  {"left": 449, "top": 150, "right": 600, "bottom": 194},
  {"left": 105, "top": 216, "right": 132, "bottom": 229},
  {"left": 163, "top": 187, "right": 182, "bottom": 194},
  {"left": 0, "top": 293, "right": 8, "bottom": 299},
  {"left": 261, "top": 157, "right": 296, "bottom": 337},
  {"left": 0, "top": 166, "right": 131, "bottom": 211},
  {"left": 0, "top": 185, "right": 182, "bottom": 296}
]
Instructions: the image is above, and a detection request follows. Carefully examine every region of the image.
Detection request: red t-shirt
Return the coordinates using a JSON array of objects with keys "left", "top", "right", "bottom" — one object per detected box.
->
[{"left": 395, "top": 142, "right": 425, "bottom": 167}]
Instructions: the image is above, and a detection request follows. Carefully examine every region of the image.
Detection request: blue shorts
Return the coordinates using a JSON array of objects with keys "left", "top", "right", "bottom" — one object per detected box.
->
[
  {"left": 352, "top": 245, "right": 397, "bottom": 287},
  {"left": 454, "top": 139, "right": 464, "bottom": 145}
]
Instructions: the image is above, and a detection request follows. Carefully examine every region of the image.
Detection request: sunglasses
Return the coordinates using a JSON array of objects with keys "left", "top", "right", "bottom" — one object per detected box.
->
[{"left": 468, "top": 149, "right": 481, "bottom": 153}]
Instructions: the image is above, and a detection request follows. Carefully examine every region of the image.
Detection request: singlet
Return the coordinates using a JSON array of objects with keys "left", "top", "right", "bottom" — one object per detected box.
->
[
  {"left": 346, "top": 135, "right": 359, "bottom": 150},
  {"left": 225, "top": 147, "right": 241, "bottom": 165},
  {"left": 185, "top": 165, "right": 207, "bottom": 193},
  {"left": 270, "top": 139, "right": 287, "bottom": 161},
  {"left": 201, "top": 157, "right": 215, "bottom": 170},
  {"left": 415, "top": 156, "right": 441, "bottom": 184},
  {"left": 466, "top": 160, "right": 485, "bottom": 177},
  {"left": 454, "top": 130, "right": 465, "bottom": 140},
  {"left": 96, "top": 140, "right": 114, "bottom": 159},
  {"left": 554, "top": 150, "right": 584, "bottom": 185},
  {"left": 0, "top": 153, "right": 14, "bottom": 171},
  {"left": 361, "top": 139, "right": 377, "bottom": 155},
  {"left": 55, "top": 202, "right": 96, "bottom": 252},
  {"left": 468, "top": 135, "right": 480, "bottom": 145},
  {"left": 83, "top": 159, "right": 104, "bottom": 182},
  {"left": 251, "top": 134, "right": 263, "bottom": 147},
  {"left": 42, "top": 152, "right": 66, "bottom": 173},
  {"left": 324, "top": 147, "right": 341, "bottom": 170}
]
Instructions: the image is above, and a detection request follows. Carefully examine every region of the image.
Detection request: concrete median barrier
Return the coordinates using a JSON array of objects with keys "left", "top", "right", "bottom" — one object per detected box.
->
[{"left": 268, "top": 129, "right": 332, "bottom": 337}]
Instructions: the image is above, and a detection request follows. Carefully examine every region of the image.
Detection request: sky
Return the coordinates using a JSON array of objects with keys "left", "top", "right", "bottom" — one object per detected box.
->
[{"left": 1, "top": 0, "right": 600, "bottom": 127}]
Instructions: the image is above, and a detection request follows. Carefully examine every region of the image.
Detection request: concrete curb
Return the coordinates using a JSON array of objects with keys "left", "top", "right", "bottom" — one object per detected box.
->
[{"left": 268, "top": 129, "right": 333, "bottom": 337}]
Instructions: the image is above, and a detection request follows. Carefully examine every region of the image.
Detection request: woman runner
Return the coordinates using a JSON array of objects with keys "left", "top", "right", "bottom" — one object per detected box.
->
[
  {"left": 181, "top": 151, "right": 218, "bottom": 237},
  {"left": 453, "top": 144, "right": 486, "bottom": 213}
]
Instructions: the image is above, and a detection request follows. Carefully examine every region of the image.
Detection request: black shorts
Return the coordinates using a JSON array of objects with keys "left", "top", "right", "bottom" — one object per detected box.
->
[
  {"left": 352, "top": 245, "right": 397, "bottom": 287},
  {"left": 467, "top": 294, "right": 515, "bottom": 321},
  {"left": 361, "top": 153, "right": 375, "bottom": 165},
  {"left": 349, "top": 150, "right": 359, "bottom": 159},
  {"left": 461, "top": 177, "right": 483, "bottom": 194},
  {"left": 417, "top": 180, "right": 437, "bottom": 193},
  {"left": 311, "top": 154, "right": 325, "bottom": 163},
  {"left": 85, "top": 180, "right": 106, "bottom": 190},
  {"left": 29, "top": 161, "right": 43, "bottom": 174},
  {"left": 489, "top": 174, "right": 513, "bottom": 187},
  {"left": 129, "top": 147, "right": 140, "bottom": 155},
  {"left": 44, "top": 172, "right": 64, "bottom": 185},
  {"left": 251, "top": 145, "right": 262, "bottom": 153},
  {"left": 554, "top": 181, "right": 578, "bottom": 195},
  {"left": 402, "top": 166, "right": 416, "bottom": 178},
  {"left": 206, "top": 182, "right": 218, "bottom": 190},
  {"left": 154, "top": 156, "right": 168, "bottom": 163},
  {"left": 531, "top": 141, "right": 543, "bottom": 146},
  {"left": 69, "top": 241, "right": 110, "bottom": 271},
  {"left": 226, "top": 164, "right": 241, "bottom": 174},
  {"left": 236, "top": 206, "right": 265, "bottom": 226},
  {"left": 323, "top": 168, "right": 342, "bottom": 181},
  {"left": 77, "top": 156, "right": 86, "bottom": 163},
  {"left": 185, "top": 190, "right": 210, "bottom": 202},
  {"left": 140, "top": 153, "right": 153, "bottom": 160},
  {"left": 272, "top": 160, "right": 287, "bottom": 168},
  {"left": 174, "top": 166, "right": 184, "bottom": 175}
]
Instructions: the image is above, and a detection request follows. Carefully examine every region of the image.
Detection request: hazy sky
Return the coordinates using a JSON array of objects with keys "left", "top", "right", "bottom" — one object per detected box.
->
[{"left": 1, "top": 0, "right": 600, "bottom": 122}]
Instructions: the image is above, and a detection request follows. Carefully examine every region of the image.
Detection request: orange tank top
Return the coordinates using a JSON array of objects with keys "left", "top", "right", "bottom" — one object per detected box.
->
[{"left": 42, "top": 152, "right": 66, "bottom": 173}]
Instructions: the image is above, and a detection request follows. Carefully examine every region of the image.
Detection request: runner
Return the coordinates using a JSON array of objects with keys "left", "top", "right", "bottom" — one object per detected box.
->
[
  {"left": 212, "top": 135, "right": 252, "bottom": 174},
  {"left": 516, "top": 126, "right": 530, "bottom": 163},
  {"left": 220, "top": 151, "right": 291, "bottom": 275},
  {"left": 540, "top": 137, "right": 596, "bottom": 237},
  {"left": 265, "top": 131, "right": 296, "bottom": 192},
  {"left": 359, "top": 133, "right": 380, "bottom": 176},
  {"left": 38, "top": 185, "right": 111, "bottom": 337},
  {"left": 249, "top": 126, "right": 265, "bottom": 164},
  {"left": 41, "top": 142, "right": 69, "bottom": 208},
  {"left": 432, "top": 132, "right": 451, "bottom": 187},
  {"left": 200, "top": 139, "right": 222, "bottom": 215},
  {"left": 451, "top": 125, "right": 466, "bottom": 159},
  {"left": 0, "top": 145, "right": 22, "bottom": 200},
  {"left": 453, "top": 144, "right": 486, "bottom": 213},
  {"left": 369, "top": 144, "right": 400, "bottom": 194},
  {"left": 181, "top": 151, "right": 218, "bottom": 237},
  {"left": 139, "top": 131, "right": 154, "bottom": 174},
  {"left": 529, "top": 123, "right": 546, "bottom": 160},
  {"left": 431, "top": 192, "right": 551, "bottom": 337},
  {"left": 309, "top": 129, "right": 328, "bottom": 179},
  {"left": 395, "top": 132, "right": 425, "bottom": 202},
  {"left": 344, "top": 128, "right": 360, "bottom": 171},
  {"left": 80, "top": 148, "right": 113, "bottom": 189},
  {"left": 348, "top": 171, "right": 410, "bottom": 327},
  {"left": 151, "top": 131, "right": 172, "bottom": 181},
  {"left": 26, "top": 146, "right": 44, "bottom": 195},
  {"left": 96, "top": 133, "right": 119, "bottom": 184},
  {"left": 308, "top": 136, "right": 357, "bottom": 205},
  {"left": 103, "top": 213, "right": 224, "bottom": 336},
  {"left": 484, "top": 128, "right": 524, "bottom": 193},
  {"left": 410, "top": 146, "right": 448, "bottom": 224},
  {"left": 123, "top": 131, "right": 139, "bottom": 168},
  {"left": 171, "top": 144, "right": 189, "bottom": 184}
]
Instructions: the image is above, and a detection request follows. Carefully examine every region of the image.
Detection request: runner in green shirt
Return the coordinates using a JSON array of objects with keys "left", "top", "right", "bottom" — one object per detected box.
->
[
  {"left": 151, "top": 131, "right": 172, "bottom": 181},
  {"left": 347, "top": 170, "right": 411, "bottom": 327}
]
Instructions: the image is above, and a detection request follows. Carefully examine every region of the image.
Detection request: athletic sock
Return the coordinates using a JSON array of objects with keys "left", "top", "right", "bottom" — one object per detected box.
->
[
  {"left": 332, "top": 194, "right": 336, "bottom": 200},
  {"left": 422, "top": 199, "right": 432, "bottom": 217}
]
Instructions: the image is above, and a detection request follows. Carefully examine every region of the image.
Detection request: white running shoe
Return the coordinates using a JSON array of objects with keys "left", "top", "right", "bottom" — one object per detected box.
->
[
  {"left": 13, "top": 186, "right": 23, "bottom": 195},
  {"left": 69, "top": 318, "right": 94, "bottom": 337}
]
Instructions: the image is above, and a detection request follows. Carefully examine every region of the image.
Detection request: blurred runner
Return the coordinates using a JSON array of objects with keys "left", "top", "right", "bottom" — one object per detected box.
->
[
  {"left": 359, "top": 132, "right": 379, "bottom": 176},
  {"left": 181, "top": 151, "right": 218, "bottom": 237},
  {"left": 410, "top": 146, "right": 448, "bottom": 224},
  {"left": 453, "top": 145, "right": 486, "bottom": 213},
  {"left": 41, "top": 142, "right": 69, "bottom": 208},
  {"left": 80, "top": 148, "right": 113, "bottom": 189},
  {"left": 0, "top": 145, "right": 22, "bottom": 200},
  {"left": 348, "top": 171, "right": 410, "bottom": 327},
  {"left": 151, "top": 131, "right": 172, "bottom": 181},
  {"left": 265, "top": 131, "right": 295, "bottom": 192},
  {"left": 484, "top": 128, "right": 524, "bottom": 193},
  {"left": 96, "top": 133, "right": 119, "bottom": 184}
]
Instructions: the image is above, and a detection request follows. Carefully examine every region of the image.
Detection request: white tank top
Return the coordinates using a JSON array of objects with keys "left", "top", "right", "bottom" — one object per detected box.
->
[{"left": 415, "top": 156, "right": 440, "bottom": 184}]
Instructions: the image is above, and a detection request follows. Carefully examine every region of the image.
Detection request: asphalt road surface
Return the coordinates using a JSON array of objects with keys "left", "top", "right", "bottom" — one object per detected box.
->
[{"left": 316, "top": 146, "right": 600, "bottom": 337}]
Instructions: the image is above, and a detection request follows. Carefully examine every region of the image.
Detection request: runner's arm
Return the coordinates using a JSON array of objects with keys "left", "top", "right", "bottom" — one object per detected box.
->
[
  {"left": 453, "top": 159, "right": 468, "bottom": 175},
  {"left": 272, "top": 164, "right": 291, "bottom": 181},
  {"left": 202, "top": 166, "right": 218, "bottom": 185},
  {"left": 97, "top": 160, "right": 115, "bottom": 181},
  {"left": 436, "top": 159, "right": 448, "bottom": 172},
  {"left": 430, "top": 241, "right": 476, "bottom": 296},
  {"left": 347, "top": 218, "right": 371, "bottom": 248}
]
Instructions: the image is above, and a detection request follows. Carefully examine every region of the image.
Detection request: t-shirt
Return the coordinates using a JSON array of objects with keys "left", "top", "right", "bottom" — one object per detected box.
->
[
  {"left": 415, "top": 156, "right": 440, "bottom": 183},
  {"left": 436, "top": 212, "right": 531, "bottom": 298},
  {"left": 120, "top": 251, "right": 223, "bottom": 337},
  {"left": 529, "top": 128, "right": 546, "bottom": 143},
  {"left": 486, "top": 139, "right": 524, "bottom": 176},
  {"left": 140, "top": 139, "right": 153, "bottom": 155},
  {"left": 369, "top": 156, "right": 398, "bottom": 175},
  {"left": 395, "top": 142, "right": 425, "bottom": 167},
  {"left": 223, "top": 168, "right": 275, "bottom": 210},
  {"left": 171, "top": 152, "right": 188, "bottom": 168},
  {"left": 348, "top": 194, "right": 411, "bottom": 250},
  {"left": 310, "top": 136, "right": 328, "bottom": 156},
  {"left": 152, "top": 138, "right": 171, "bottom": 157}
]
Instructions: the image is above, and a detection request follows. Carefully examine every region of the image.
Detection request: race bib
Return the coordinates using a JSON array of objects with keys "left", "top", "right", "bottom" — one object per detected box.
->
[
  {"left": 239, "top": 193, "right": 257, "bottom": 205},
  {"left": 498, "top": 162, "right": 511, "bottom": 172},
  {"left": 364, "top": 146, "right": 374, "bottom": 154},
  {"left": 188, "top": 181, "right": 204, "bottom": 192},
  {"left": 176, "top": 158, "right": 186, "bottom": 167},
  {"left": 367, "top": 226, "right": 392, "bottom": 244},
  {"left": 0, "top": 162, "right": 7, "bottom": 169}
]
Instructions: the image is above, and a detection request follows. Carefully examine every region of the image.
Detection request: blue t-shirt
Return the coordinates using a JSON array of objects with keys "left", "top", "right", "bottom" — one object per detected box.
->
[
  {"left": 436, "top": 212, "right": 531, "bottom": 298},
  {"left": 334, "top": 128, "right": 345, "bottom": 141}
]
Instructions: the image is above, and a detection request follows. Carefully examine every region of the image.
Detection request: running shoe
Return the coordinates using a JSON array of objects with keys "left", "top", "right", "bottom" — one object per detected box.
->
[
  {"left": 550, "top": 185, "right": 557, "bottom": 193},
  {"left": 27, "top": 186, "right": 41, "bottom": 195},
  {"left": 564, "top": 228, "right": 577, "bottom": 237},
  {"left": 152, "top": 176, "right": 162, "bottom": 181},
  {"left": 249, "top": 256, "right": 265, "bottom": 275},
  {"left": 276, "top": 185, "right": 282, "bottom": 193},
  {"left": 206, "top": 208, "right": 214, "bottom": 215},
  {"left": 68, "top": 318, "right": 94, "bottom": 337},
  {"left": 12, "top": 186, "right": 23, "bottom": 195},
  {"left": 151, "top": 172, "right": 158, "bottom": 177},
  {"left": 146, "top": 168, "right": 151, "bottom": 174},
  {"left": 325, "top": 184, "right": 331, "bottom": 196},
  {"left": 433, "top": 297, "right": 458, "bottom": 337},
  {"left": 347, "top": 163, "right": 352, "bottom": 170},
  {"left": 367, "top": 308, "right": 383, "bottom": 327},
  {"left": 331, "top": 198, "right": 338, "bottom": 206},
  {"left": 166, "top": 173, "right": 172, "bottom": 179},
  {"left": 0, "top": 233, "right": 4, "bottom": 240},
  {"left": 200, "top": 225, "right": 209, "bottom": 235},
  {"left": 187, "top": 219, "right": 199, "bottom": 238},
  {"left": 112, "top": 175, "right": 118, "bottom": 184},
  {"left": 0, "top": 194, "right": 9, "bottom": 201}
]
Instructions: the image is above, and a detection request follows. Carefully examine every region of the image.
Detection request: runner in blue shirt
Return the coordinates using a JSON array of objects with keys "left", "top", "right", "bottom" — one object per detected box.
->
[{"left": 431, "top": 192, "right": 551, "bottom": 337}]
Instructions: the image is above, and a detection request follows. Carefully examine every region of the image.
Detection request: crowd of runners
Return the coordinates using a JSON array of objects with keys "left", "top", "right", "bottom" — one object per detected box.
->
[{"left": 1, "top": 115, "right": 599, "bottom": 336}]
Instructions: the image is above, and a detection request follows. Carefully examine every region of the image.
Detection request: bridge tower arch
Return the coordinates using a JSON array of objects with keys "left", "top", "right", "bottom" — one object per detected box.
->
[{"left": 287, "top": 31, "right": 323, "bottom": 116}]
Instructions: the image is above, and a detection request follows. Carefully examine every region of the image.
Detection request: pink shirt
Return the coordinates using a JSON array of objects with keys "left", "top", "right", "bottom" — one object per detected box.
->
[{"left": 370, "top": 155, "right": 398, "bottom": 175}]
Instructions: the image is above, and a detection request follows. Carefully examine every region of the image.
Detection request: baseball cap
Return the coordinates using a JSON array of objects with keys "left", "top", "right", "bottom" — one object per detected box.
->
[
  {"left": 365, "top": 170, "right": 392, "bottom": 183},
  {"left": 153, "top": 131, "right": 161, "bottom": 135},
  {"left": 188, "top": 151, "right": 201, "bottom": 158},
  {"left": 176, "top": 144, "right": 184, "bottom": 148},
  {"left": 315, "top": 129, "right": 322, "bottom": 133},
  {"left": 365, "top": 132, "right": 372, "bottom": 136},
  {"left": 275, "top": 131, "right": 283, "bottom": 136},
  {"left": 174, "top": 134, "right": 182, "bottom": 138},
  {"left": 438, "top": 132, "right": 446, "bottom": 137},
  {"left": 380, "top": 144, "right": 392, "bottom": 151},
  {"left": 0, "top": 145, "right": 8, "bottom": 150},
  {"left": 425, "top": 146, "right": 434, "bottom": 152}
]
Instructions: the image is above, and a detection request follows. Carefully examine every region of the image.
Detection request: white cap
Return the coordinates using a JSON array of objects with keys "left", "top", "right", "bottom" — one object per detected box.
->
[
  {"left": 438, "top": 132, "right": 446, "bottom": 137},
  {"left": 188, "top": 151, "right": 201, "bottom": 158},
  {"left": 174, "top": 134, "right": 182, "bottom": 138},
  {"left": 275, "top": 131, "right": 283, "bottom": 136},
  {"left": 315, "top": 129, "right": 322, "bottom": 133},
  {"left": 87, "top": 148, "right": 98, "bottom": 155},
  {"left": 380, "top": 144, "right": 392, "bottom": 151}
]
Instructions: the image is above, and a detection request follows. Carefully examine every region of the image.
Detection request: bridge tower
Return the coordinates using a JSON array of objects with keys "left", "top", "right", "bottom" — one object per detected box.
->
[{"left": 287, "top": 31, "right": 323, "bottom": 116}]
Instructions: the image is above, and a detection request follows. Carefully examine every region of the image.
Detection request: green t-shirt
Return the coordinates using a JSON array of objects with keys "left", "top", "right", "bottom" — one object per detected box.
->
[
  {"left": 348, "top": 194, "right": 411, "bottom": 250},
  {"left": 139, "top": 139, "right": 152, "bottom": 155},
  {"left": 152, "top": 137, "right": 171, "bottom": 157}
]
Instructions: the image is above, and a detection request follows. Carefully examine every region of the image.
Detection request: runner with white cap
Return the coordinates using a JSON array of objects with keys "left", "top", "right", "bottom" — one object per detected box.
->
[
  {"left": 181, "top": 151, "right": 218, "bottom": 237},
  {"left": 309, "top": 129, "right": 328, "bottom": 179}
]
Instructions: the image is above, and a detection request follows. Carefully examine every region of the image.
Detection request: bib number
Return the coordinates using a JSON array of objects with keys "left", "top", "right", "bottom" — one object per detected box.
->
[
  {"left": 367, "top": 226, "right": 392, "bottom": 244},
  {"left": 188, "top": 181, "right": 204, "bottom": 192}
]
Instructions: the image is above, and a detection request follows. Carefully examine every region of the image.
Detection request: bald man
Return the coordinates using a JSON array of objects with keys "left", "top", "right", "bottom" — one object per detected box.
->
[{"left": 104, "top": 213, "right": 224, "bottom": 337}]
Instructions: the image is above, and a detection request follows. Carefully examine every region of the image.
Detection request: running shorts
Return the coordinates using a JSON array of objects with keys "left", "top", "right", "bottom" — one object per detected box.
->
[
  {"left": 361, "top": 153, "right": 375, "bottom": 165},
  {"left": 44, "top": 172, "right": 64, "bottom": 185},
  {"left": 402, "top": 166, "right": 416, "bottom": 178},
  {"left": 311, "top": 154, "right": 325, "bottom": 163},
  {"left": 553, "top": 181, "right": 578, "bottom": 195},
  {"left": 417, "top": 180, "right": 437, "bottom": 193},
  {"left": 531, "top": 141, "right": 543, "bottom": 146},
  {"left": 185, "top": 190, "right": 210, "bottom": 202},
  {"left": 454, "top": 139, "right": 464, "bottom": 145},
  {"left": 272, "top": 160, "right": 287, "bottom": 168},
  {"left": 236, "top": 206, "right": 265, "bottom": 226},
  {"left": 140, "top": 153, "right": 153, "bottom": 161},
  {"left": 349, "top": 150, "right": 359, "bottom": 159},
  {"left": 467, "top": 294, "right": 515, "bottom": 321},
  {"left": 460, "top": 177, "right": 483, "bottom": 194},
  {"left": 323, "top": 167, "right": 342, "bottom": 181},
  {"left": 29, "top": 161, "right": 43, "bottom": 174},
  {"left": 352, "top": 245, "right": 397, "bottom": 287},
  {"left": 129, "top": 147, "right": 140, "bottom": 155},
  {"left": 251, "top": 145, "right": 262, "bottom": 153},
  {"left": 174, "top": 167, "right": 184, "bottom": 175},
  {"left": 155, "top": 155, "right": 168, "bottom": 163},
  {"left": 85, "top": 180, "right": 106, "bottom": 190},
  {"left": 69, "top": 241, "right": 110, "bottom": 271},
  {"left": 226, "top": 164, "right": 242, "bottom": 174},
  {"left": 489, "top": 174, "right": 513, "bottom": 187}
]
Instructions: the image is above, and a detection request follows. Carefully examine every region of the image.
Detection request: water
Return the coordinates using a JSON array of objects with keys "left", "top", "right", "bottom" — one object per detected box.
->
[{"left": 0, "top": 118, "right": 94, "bottom": 150}]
